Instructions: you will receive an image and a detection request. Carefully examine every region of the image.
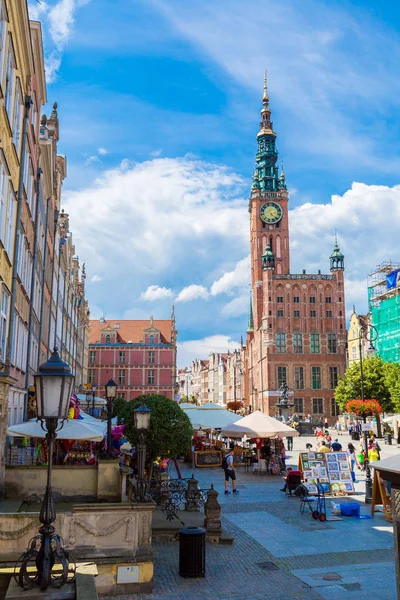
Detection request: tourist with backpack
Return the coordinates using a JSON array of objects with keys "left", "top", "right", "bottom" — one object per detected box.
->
[{"left": 223, "top": 448, "right": 239, "bottom": 494}]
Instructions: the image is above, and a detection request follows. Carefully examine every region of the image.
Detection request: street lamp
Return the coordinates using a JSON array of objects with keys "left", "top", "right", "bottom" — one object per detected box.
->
[
  {"left": 15, "top": 348, "right": 75, "bottom": 591},
  {"left": 358, "top": 323, "right": 378, "bottom": 504},
  {"left": 105, "top": 378, "right": 117, "bottom": 456},
  {"left": 85, "top": 389, "right": 93, "bottom": 415},
  {"left": 133, "top": 403, "right": 152, "bottom": 502}
]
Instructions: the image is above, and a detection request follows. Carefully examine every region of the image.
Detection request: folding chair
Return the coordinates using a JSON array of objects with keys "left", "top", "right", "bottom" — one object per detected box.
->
[
  {"left": 285, "top": 470, "right": 302, "bottom": 496},
  {"left": 297, "top": 484, "right": 315, "bottom": 514}
]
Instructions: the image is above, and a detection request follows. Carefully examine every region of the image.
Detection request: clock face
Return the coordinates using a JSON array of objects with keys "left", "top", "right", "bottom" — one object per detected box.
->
[{"left": 260, "top": 201, "right": 283, "bottom": 224}]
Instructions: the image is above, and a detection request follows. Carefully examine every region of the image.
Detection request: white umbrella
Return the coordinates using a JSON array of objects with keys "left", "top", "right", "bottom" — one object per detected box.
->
[
  {"left": 179, "top": 402, "right": 197, "bottom": 410},
  {"left": 7, "top": 413, "right": 106, "bottom": 441},
  {"left": 221, "top": 410, "right": 299, "bottom": 438},
  {"left": 184, "top": 408, "right": 237, "bottom": 430}
]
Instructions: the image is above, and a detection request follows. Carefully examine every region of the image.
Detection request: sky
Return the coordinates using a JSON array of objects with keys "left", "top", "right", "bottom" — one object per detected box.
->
[{"left": 28, "top": 0, "right": 400, "bottom": 366}]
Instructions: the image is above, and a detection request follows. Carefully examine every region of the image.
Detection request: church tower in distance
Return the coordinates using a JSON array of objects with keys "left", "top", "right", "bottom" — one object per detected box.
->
[{"left": 246, "top": 75, "right": 346, "bottom": 423}]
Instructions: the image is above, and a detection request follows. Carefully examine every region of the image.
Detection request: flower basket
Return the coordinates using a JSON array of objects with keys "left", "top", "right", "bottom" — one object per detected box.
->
[{"left": 345, "top": 399, "right": 383, "bottom": 416}]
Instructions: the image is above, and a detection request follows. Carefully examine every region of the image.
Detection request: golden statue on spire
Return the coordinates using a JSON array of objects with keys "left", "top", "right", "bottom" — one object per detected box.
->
[{"left": 263, "top": 71, "right": 269, "bottom": 105}]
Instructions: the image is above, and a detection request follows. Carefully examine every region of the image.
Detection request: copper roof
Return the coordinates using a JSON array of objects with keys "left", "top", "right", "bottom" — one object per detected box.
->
[{"left": 89, "top": 319, "right": 173, "bottom": 344}]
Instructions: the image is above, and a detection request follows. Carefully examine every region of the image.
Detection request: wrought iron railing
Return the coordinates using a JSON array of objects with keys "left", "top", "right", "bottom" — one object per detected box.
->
[{"left": 128, "top": 476, "right": 210, "bottom": 521}]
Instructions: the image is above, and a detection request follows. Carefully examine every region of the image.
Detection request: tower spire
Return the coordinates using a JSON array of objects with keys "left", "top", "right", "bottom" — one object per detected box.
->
[
  {"left": 247, "top": 291, "right": 254, "bottom": 333},
  {"left": 262, "top": 71, "right": 269, "bottom": 106},
  {"left": 253, "top": 73, "right": 279, "bottom": 192}
]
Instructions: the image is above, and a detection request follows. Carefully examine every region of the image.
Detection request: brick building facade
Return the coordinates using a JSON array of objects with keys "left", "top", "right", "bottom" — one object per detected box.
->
[
  {"left": 245, "top": 76, "right": 346, "bottom": 421},
  {"left": 88, "top": 313, "right": 177, "bottom": 401}
]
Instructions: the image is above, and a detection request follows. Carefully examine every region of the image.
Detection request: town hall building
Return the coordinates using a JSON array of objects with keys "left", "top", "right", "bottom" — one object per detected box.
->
[{"left": 245, "top": 75, "right": 346, "bottom": 422}]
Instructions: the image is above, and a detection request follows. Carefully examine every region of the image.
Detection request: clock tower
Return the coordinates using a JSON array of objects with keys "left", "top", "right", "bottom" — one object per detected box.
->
[
  {"left": 245, "top": 75, "right": 347, "bottom": 423},
  {"left": 250, "top": 74, "right": 290, "bottom": 329}
]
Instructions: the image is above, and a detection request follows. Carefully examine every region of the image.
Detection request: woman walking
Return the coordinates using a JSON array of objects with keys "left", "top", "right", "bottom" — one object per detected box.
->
[{"left": 347, "top": 443, "right": 358, "bottom": 483}]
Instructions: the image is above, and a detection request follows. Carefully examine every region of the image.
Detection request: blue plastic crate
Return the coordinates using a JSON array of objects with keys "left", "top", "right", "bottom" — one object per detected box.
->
[{"left": 340, "top": 503, "right": 360, "bottom": 517}]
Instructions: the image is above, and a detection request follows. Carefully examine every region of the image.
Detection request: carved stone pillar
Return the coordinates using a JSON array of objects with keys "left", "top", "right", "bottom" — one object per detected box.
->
[
  {"left": 204, "top": 484, "right": 222, "bottom": 542},
  {"left": 185, "top": 474, "right": 201, "bottom": 512}
]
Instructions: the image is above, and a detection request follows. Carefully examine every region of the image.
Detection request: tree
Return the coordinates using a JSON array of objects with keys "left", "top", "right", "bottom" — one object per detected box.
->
[
  {"left": 335, "top": 356, "right": 393, "bottom": 437},
  {"left": 118, "top": 394, "right": 193, "bottom": 474},
  {"left": 226, "top": 400, "right": 243, "bottom": 413},
  {"left": 112, "top": 396, "right": 126, "bottom": 418},
  {"left": 383, "top": 362, "right": 400, "bottom": 413}
]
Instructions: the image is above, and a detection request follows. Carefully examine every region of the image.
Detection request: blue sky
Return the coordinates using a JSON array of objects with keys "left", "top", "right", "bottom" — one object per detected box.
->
[{"left": 29, "top": 0, "right": 400, "bottom": 365}]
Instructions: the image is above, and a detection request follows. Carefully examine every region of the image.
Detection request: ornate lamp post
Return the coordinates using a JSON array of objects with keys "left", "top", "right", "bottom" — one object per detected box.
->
[
  {"left": 358, "top": 323, "right": 378, "bottom": 504},
  {"left": 85, "top": 388, "right": 93, "bottom": 415},
  {"left": 15, "top": 349, "right": 75, "bottom": 590},
  {"left": 275, "top": 382, "right": 294, "bottom": 422},
  {"left": 105, "top": 378, "right": 117, "bottom": 455},
  {"left": 133, "top": 403, "right": 152, "bottom": 502},
  {"left": 92, "top": 385, "right": 97, "bottom": 416}
]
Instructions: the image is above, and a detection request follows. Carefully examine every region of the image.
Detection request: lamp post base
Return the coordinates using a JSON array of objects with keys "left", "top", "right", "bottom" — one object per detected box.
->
[
  {"left": 14, "top": 529, "right": 75, "bottom": 590},
  {"left": 365, "top": 462, "right": 373, "bottom": 504}
]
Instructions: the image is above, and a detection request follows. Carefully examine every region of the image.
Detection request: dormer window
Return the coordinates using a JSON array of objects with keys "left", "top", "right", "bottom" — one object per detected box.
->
[{"left": 149, "top": 335, "right": 154, "bottom": 345}]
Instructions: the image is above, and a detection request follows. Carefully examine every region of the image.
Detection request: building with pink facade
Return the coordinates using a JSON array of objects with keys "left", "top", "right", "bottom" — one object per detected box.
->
[{"left": 88, "top": 313, "right": 177, "bottom": 401}]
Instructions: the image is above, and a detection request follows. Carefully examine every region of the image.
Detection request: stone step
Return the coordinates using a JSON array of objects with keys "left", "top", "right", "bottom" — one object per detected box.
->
[{"left": 76, "top": 573, "right": 98, "bottom": 600}]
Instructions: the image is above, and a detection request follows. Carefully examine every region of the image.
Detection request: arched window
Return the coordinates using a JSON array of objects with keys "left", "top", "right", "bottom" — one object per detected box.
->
[
  {"left": 276, "top": 235, "right": 281, "bottom": 258},
  {"left": 149, "top": 335, "right": 154, "bottom": 344},
  {"left": 105, "top": 334, "right": 111, "bottom": 344}
]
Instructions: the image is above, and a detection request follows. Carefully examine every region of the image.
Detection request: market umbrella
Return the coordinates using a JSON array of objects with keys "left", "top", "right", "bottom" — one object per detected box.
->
[
  {"left": 178, "top": 402, "right": 197, "bottom": 410},
  {"left": 221, "top": 410, "right": 299, "bottom": 438},
  {"left": 7, "top": 413, "right": 106, "bottom": 441},
  {"left": 183, "top": 408, "right": 238, "bottom": 430}
]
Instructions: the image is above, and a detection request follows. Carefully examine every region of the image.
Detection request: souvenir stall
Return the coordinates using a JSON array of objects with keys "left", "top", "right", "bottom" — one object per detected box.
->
[
  {"left": 298, "top": 451, "right": 356, "bottom": 496},
  {"left": 222, "top": 411, "right": 298, "bottom": 475}
]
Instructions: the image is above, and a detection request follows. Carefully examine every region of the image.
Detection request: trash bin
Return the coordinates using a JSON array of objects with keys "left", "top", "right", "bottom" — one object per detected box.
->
[
  {"left": 385, "top": 434, "right": 392, "bottom": 445},
  {"left": 351, "top": 432, "right": 360, "bottom": 441},
  {"left": 179, "top": 526, "right": 206, "bottom": 578}
]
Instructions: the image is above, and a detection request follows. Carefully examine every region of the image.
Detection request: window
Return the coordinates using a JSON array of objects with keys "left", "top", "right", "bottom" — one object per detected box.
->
[
  {"left": 149, "top": 350, "right": 155, "bottom": 363},
  {"left": 294, "top": 366, "right": 304, "bottom": 390},
  {"left": 12, "top": 79, "right": 22, "bottom": 155},
  {"left": 149, "top": 334, "right": 154, "bottom": 344},
  {"left": 276, "top": 333, "right": 286, "bottom": 353},
  {"left": 293, "top": 333, "right": 303, "bottom": 353},
  {"left": 327, "top": 333, "right": 337, "bottom": 353},
  {"left": 293, "top": 310, "right": 300, "bottom": 318},
  {"left": 310, "top": 333, "right": 320, "bottom": 353},
  {"left": 148, "top": 370, "right": 155, "bottom": 385},
  {"left": 4, "top": 183, "right": 16, "bottom": 258},
  {"left": 119, "top": 351, "right": 125, "bottom": 363},
  {"left": 277, "top": 366, "right": 287, "bottom": 387},
  {"left": 329, "top": 366, "right": 338, "bottom": 389},
  {"left": 277, "top": 296, "right": 283, "bottom": 303},
  {"left": 0, "top": 152, "right": 8, "bottom": 245},
  {"left": 312, "top": 398, "right": 324, "bottom": 414},
  {"left": 312, "top": 366, "right": 321, "bottom": 389},
  {"left": 326, "top": 310, "right": 332, "bottom": 317},
  {"left": 351, "top": 346, "right": 357, "bottom": 359},
  {"left": 89, "top": 351, "right": 96, "bottom": 363},
  {"left": 310, "top": 310, "right": 316, "bottom": 318},
  {"left": 277, "top": 309, "right": 284, "bottom": 317},
  {"left": 309, "top": 296, "right": 316, "bottom": 304},
  {"left": 105, "top": 334, "right": 111, "bottom": 344},
  {"left": 331, "top": 398, "right": 340, "bottom": 417},
  {"left": 118, "top": 369, "right": 125, "bottom": 384},
  {"left": 294, "top": 397, "right": 304, "bottom": 414},
  {"left": 0, "top": 286, "right": 9, "bottom": 359},
  {"left": 88, "top": 369, "right": 95, "bottom": 384},
  {"left": 293, "top": 296, "right": 300, "bottom": 303},
  {"left": 326, "top": 297, "right": 332, "bottom": 304},
  {"left": 4, "top": 36, "right": 15, "bottom": 117},
  {"left": 17, "top": 235, "right": 32, "bottom": 296}
]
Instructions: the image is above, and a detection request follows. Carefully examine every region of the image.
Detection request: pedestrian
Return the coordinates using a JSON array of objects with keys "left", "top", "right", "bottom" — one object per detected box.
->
[
  {"left": 324, "top": 420, "right": 329, "bottom": 430},
  {"left": 280, "top": 467, "right": 293, "bottom": 492},
  {"left": 336, "top": 420, "right": 342, "bottom": 435},
  {"left": 368, "top": 442, "right": 380, "bottom": 462},
  {"left": 287, "top": 436, "right": 293, "bottom": 451},
  {"left": 305, "top": 443, "right": 313, "bottom": 451},
  {"left": 347, "top": 443, "right": 358, "bottom": 482},
  {"left": 331, "top": 438, "right": 342, "bottom": 452},
  {"left": 223, "top": 449, "right": 239, "bottom": 495},
  {"left": 318, "top": 441, "right": 331, "bottom": 453},
  {"left": 280, "top": 443, "right": 287, "bottom": 470}
]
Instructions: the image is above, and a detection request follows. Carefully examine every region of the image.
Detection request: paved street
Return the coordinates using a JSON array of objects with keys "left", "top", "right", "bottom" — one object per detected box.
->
[{"left": 109, "top": 433, "right": 397, "bottom": 599}]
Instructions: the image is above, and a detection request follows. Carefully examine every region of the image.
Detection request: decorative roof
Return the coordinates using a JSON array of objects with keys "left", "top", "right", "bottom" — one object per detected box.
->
[{"left": 89, "top": 319, "right": 173, "bottom": 344}]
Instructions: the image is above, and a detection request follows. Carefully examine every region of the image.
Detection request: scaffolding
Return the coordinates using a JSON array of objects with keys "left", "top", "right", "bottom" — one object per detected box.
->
[{"left": 368, "top": 262, "right": 400, "bottom": 363}]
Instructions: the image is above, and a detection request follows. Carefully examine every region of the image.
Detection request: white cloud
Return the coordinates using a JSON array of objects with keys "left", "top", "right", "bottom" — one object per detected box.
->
[
  {"left": 98, "top": 148, "right": 109, "bottom": 155},
  {"left": 90, "top": 274, "right": 103, "bottom": 283},
  {"left": 150, "top": 149, "right": 162, "bottom": 157},
  {"left": 210, "top": 255, "right": 250, "bottom": 296},
  {"left": 154, "top": 0, "right": 400, "bottom": 170},
  {"left": 221, "top": 294, "right": 249, "bottom": 317},
  {"left": 31, "top": 0, "right": 90, "bottom": 82},
  {"left": 176, "top": 285, "right": 209, "bottom": 303},
  {"left": 85, "top": 155, "right": 101, "bottom": 166},
  {"left": 177, "top": 335, "right": 240, "bottom": 367},
  {"left": 141, "top": 285, "right": 174, "bottom": 301}
]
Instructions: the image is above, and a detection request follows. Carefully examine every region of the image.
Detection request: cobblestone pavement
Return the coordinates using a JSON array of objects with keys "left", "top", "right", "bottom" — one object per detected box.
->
[{"left": 107, "top": 434, "right": 397, "bottom": 599}]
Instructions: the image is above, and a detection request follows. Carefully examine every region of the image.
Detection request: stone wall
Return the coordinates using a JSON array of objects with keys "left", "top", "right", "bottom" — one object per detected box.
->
[
  {"left": 5, "top": 460, "right": 121, "bottom": 501},
  {"left": 0, "top": 381, "right": 10, "bottom": 499}
]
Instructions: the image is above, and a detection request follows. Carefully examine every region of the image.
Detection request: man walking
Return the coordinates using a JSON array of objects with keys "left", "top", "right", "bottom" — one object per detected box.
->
[{"left": 224, "top": 449, "right": 239, "bottom": 494}]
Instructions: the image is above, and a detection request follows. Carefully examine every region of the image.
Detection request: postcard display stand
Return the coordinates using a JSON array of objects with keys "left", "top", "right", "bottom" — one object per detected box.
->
[{"left": 298, "top": 452, "right": 355, "bottom": 496}]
